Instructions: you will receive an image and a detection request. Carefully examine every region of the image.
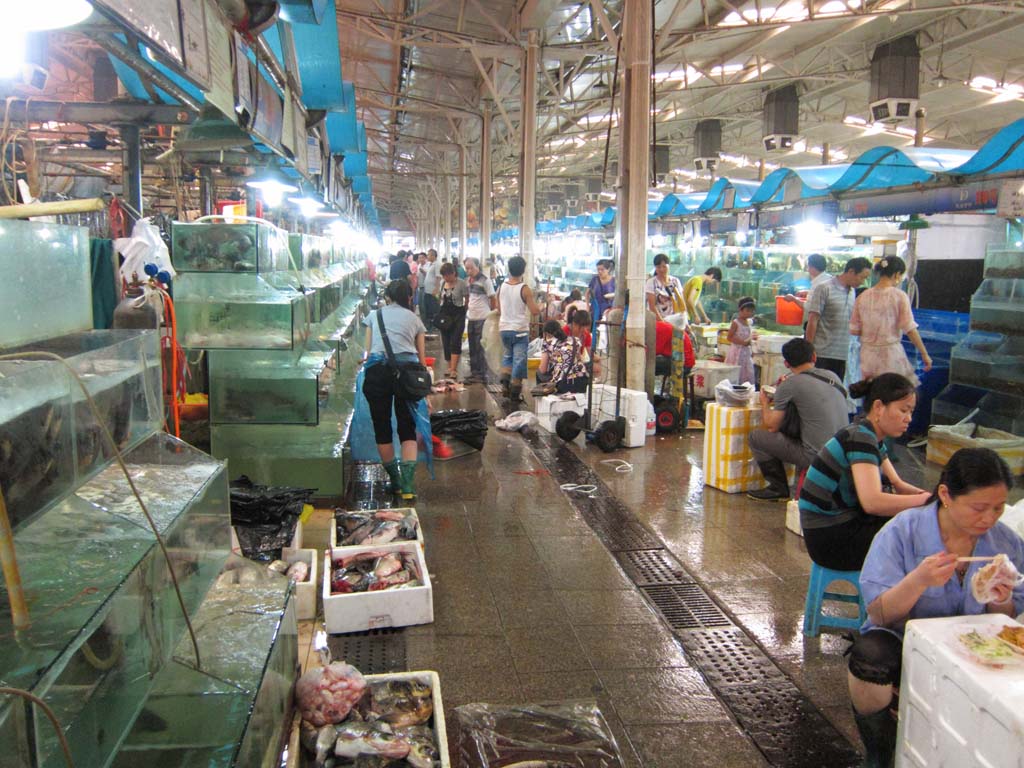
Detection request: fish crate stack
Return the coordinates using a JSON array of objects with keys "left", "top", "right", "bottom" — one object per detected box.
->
[
  {"left": 323, "top": 507, "right": 433, "bottom": 633},
  {"left": 932, "top": 243, "right": 1024, "bottom": 436},
  {"left": 0, "top": 219, "right": 297, "bottom": 767},
  {"left": 170, "top": 221, "right": 371, "bottom": 496}
]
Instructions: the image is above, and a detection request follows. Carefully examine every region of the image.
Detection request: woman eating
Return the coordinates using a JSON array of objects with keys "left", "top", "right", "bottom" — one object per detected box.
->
[
  {"left": 847, "top": 447, "right": 1023, "bottom": 766},
  {"left": 799, "top": 373, "right": 931, "bottom": 571}
]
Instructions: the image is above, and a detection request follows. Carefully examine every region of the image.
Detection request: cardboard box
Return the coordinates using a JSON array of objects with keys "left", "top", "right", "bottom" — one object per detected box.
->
[
  {"left": 280, "top": 547, "right": 317, "bottom": 620},
  {"left": 534, "top": 393, "right": 587, "bottom": 433},
  {"left": 702, "top": 402, "right": 764, "bottom": 493},
  {"left": 322, "top": 541, "right": 433, "bottom": 633}
]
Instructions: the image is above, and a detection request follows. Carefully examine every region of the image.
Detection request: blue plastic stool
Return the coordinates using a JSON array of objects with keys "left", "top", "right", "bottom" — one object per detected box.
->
[{"left": 803, "top": 563, "right": 867, "bottom": 637}]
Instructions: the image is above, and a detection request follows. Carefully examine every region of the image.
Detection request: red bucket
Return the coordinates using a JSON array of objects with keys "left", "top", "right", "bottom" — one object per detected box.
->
[{"left": 775, "top": 295, "right": 804, "bottom": 326}]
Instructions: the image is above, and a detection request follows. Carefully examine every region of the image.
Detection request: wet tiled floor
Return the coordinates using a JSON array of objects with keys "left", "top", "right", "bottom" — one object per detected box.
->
[{"left": 297, "top": 347, "right": 947, "bottom": 767}]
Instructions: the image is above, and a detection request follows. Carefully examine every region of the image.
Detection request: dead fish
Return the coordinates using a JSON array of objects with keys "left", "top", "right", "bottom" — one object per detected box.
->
[
  {"left": 373, "top": 553, "right": 403, "bottom": 578},
  {"left": 368, "top": 680, "right": 433, "bottom": 728},
  {"left": 333, "top": 721, "right": 410, "bottom": 760},
  {"left": 315, "top": 724, "right": 339, "bottom": 766},
  {"left": 268, "top": 560, "right": 290, "bottom": 574},
  {"left": 397, "top": 725, "right": 439, "bottom": 768},
  {"left": 286, "top": 560, "right": 310, "bottom": 582},
  {"left": 362, "top": 524, "right": 400, "bottom": 546}
]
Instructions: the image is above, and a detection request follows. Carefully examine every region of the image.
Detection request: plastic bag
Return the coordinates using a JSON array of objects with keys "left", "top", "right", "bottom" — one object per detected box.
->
[
  {"left": 295, "top": 662, "right": 368, "bottom": 727},
  {"left": 454, "top": 701, "right": 624, "bottom": 768},
  {"left": 528, "top": 336, "right": 545, "bottom": 357},
  {"left": 229, "top": 475, "right": 313, "bottom": 561},
  {"left": 714, "top": 379, "right": 756, "bottom": 407},
  {"left": 495, "top": 410, "right": 538, "bottom": 432},
  {"left": 350, "top": 366, "right": 434, "bottom": 477},
  {"left": 971, "top": 554, "right": 1024, "bottom": 604},
  {"left": 115, "top": 218, "right": 175, "bottom": 284},
  {"left": 480, "top": 310, "right": 503, "bottom": 373},
  {"left": 430, "top": 409, "right": 488, "bottom": 451}
]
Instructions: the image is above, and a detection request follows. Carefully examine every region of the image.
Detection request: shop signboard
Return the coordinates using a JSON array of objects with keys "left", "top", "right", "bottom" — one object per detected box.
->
[
  {"left": 756, "top": 202, "right": 838, "bottom": 229},
  {"left": 839, "top": 182, "right": 1000, "bottom": 218},
  {"left": 996, "top": 180, "right": 1024, "bottom": 218},
  {"left": 92, "top": 0, "right": 184, "bottom": 67}
]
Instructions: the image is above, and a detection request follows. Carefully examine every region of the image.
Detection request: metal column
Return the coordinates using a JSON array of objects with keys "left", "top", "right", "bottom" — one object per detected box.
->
[
  {"left": 199, "top": 167, "right": 215, "bottom": 216},
  {"left": 519, "top": 30, "right": 538, "bottom": 285},
  {"left": 619, "top": 0, "right": 652, "bottom": 392},
  {"left": 119, "top": 124, "right": 143, "bottom": 224},
  {"left": 459, "top": 144, "right": 468, "bottom": 260},
  {"left": 480, "top": 104, "right": 492, "bottom": 266},
  {"left": 444, "top": 174, "right": 452, "bottom": 261}
]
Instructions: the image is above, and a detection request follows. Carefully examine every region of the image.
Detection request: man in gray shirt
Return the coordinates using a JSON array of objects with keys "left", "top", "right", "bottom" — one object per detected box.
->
[
  {"left": 420, "top": 249, "right": 440, "bottom": 330},
  {"left": 804, "top": 256, "right": 872, "bottom": 381},
  {"left": 747, "top": 338, "right": 850, "bottom": 501}
]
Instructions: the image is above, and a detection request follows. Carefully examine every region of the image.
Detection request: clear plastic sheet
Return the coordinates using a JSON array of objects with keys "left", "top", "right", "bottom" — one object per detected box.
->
[{"left": 454, "top": 701, "right": 625, "bottom": 768}]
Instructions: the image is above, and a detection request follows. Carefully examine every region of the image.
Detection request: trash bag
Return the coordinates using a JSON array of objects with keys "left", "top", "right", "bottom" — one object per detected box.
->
[
  {"left": 480, "top": 310, "right": 503, "bottom": 373},
  {"left": 229, "top": 475, "right": 313, "bottom": 561},
  {"left": 430, "top": 409, "right": 488, "bottom": 451},
  {"left": 350, "top": 365, "right": 434, "bottom": 477},
  {"left": 495, "top": 410, "right": 538, "bottom": 432},
  {"left": 714, "top": 379, "right": 756, "bottom": 407},
  {"left": 454, "top": 701, "right": 625, "bottom": 768}
]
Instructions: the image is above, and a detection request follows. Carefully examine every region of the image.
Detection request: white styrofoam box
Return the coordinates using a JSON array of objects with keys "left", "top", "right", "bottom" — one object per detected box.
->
[
  {"left": 785, "top": 499, "right": 803, "bottom": 537},
  {"left": 752, "top": 333, "right": 795, "bottom": 355},
  {"left": 534, "top": 393, "right": 587, "bottom": 433},
  {"left": 896, "top": 614, "right": 1024, "bottom": 768},
  {"left": 322, "top": 541, "right": 433, "bottom": 634},
  {"left": 364, "top": 671, "right": 450, "bottom": 767},
  {"left": 753, "top": 352, "right": 788, "bottom": 389},
  {"left": 591, "top": 383, "right": 649, "bottom": 448},
  {"left": 330, "top": 508, "right": 424, "bottom": 551},
  {"left": 691, "top": 360, "right": 740, "bottom": 399},
  {"left": 230, "top": 518, "right": 303, "bottom": 556},
  {"left": 281, "top": 547, "right": 318, "bottom": 620}
]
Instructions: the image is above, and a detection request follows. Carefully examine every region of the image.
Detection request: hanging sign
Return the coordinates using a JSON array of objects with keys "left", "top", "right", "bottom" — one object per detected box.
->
[
  {"left": 203, "top": 2, "right": 234, "bottom": 117},
  {"left": 233, "top": 33, "right": 254, "bottom": 127},
  {"left": 179, "top": 0, "right": 211, "bottom": 89},
  {"left": 251, "top": 72, "right": 284, "bottom": 150},
  {"left": 92, "top": 0, "right": 183, "bottom": 67},
  {"left": 996, "top": 180, "right": 1024, "bottom": 218}
]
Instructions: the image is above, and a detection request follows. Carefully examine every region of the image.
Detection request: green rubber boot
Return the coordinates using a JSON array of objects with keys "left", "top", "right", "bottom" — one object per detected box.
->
[
  {"left": 398, "top": 460, "right": 418, "bottom": 502},
  {"left": 382, "top": 459, "right": 401, "bottom": 495}
]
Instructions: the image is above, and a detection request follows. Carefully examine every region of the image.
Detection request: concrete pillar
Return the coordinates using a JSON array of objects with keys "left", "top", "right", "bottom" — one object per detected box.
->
[
  {"left": 480, "top": 104, "right": 492, "bottom": 266},
  {"left": 119, "top": 124, "right": 143, "bottom": 224},
  {"left": 459, "top": 144, "right": 468, "bottom": 259},
  {"left": 519, "top": 29, "right": 538, "bottom": 286},
  {"left": 619, "top": 0, "right": 651, "bottom": 392},
  {"left": 821, "top": 143, "right": 830, "bottom": 165},
  {"left": 444, "top": 174, "right": 452, "bottom": 261}
]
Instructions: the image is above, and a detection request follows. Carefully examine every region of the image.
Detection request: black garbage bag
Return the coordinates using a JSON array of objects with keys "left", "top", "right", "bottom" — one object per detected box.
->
[
  {"left": 229, "top": 475, "right": 315, "bottom": 561},
  {"left": 430, "top": 409, "right": 488, "bottom": 452}
]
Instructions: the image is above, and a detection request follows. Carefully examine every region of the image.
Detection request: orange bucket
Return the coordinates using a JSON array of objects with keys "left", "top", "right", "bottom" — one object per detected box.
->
[{"left": 775, "top": 295, "right": 804, "bottom": 326}]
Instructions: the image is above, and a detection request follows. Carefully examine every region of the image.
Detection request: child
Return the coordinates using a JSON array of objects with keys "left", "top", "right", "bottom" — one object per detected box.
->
[{"left": 725, "top": 296, "right": 758, "bottom": 385}]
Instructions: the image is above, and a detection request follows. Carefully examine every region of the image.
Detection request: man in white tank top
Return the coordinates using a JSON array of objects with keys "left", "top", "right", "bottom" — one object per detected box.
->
[{"left": 496, "top": 255, "right": 541, "bottom": 403}]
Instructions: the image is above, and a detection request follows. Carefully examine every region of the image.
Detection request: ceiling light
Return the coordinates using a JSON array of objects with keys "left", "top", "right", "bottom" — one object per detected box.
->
[
  {"left": 15, "top": 1, "right": 92, "bottom": 31},
  {"left": 290, "top": 196, "right": 325, "bottom": 218},
  {"left": 246, "top": 167, "right": 298, "bottom": 207}
]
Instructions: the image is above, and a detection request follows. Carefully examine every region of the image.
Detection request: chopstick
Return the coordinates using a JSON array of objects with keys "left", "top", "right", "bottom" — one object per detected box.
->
[{"left": 956, "top": 556, "right": 998, "bottom": 562}]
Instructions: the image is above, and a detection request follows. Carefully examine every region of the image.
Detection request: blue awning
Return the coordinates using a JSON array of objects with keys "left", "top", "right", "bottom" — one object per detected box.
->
[
  {"left": 749, "top": 165, "right": 849, "bottom": 205},
  {"left": 698, "top": 178, "right": 761, "bottom": 211},
  {"left": 948, "top": 117, "right": 1024, "bottom": 177}
]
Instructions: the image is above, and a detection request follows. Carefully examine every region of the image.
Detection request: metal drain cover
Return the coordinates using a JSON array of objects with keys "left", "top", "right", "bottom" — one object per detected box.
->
[
  {"left": 616, "top": 549, "right": 691, "bottom": 586},
  {"left": 326, "top": 628, "right": 407, "bottom": 674},
  {"left": 641, "top": 583, "right": 732, "bottom": 629},
  {"left": 676, "top": 628, "right": 788, "bottom": 687}
]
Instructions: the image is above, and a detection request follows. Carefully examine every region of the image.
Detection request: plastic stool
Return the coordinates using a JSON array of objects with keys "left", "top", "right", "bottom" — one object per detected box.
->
[{"left": 803, "top": 563, "right": 867, "bottom": 637}]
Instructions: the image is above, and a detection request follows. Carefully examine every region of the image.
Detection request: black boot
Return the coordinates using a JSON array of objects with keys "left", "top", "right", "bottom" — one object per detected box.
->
[
  {"left": 853, "top": 707, "right": 896, "bottom": 768},
  {"left": 747, "top": 458, "right": 790, "bottom": 501},
  {"left": 509, "top": 382, "right": 523, "bottom": 404},
  {"left": 500, "top": 374, "right": 511, "bottom": 399}
]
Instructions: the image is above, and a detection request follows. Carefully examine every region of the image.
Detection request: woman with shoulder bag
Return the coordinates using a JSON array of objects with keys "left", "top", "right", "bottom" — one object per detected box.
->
[
  {"left": 362, "top": 278, "right": 429, "bottom": 501},
  {"left": 435, "top": 263, "right": 469, "bottom": 381}
]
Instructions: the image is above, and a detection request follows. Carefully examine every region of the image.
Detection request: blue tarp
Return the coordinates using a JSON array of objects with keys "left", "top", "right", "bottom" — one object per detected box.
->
[
  {"left": 947, "top": 117, "right": 1024, "bottom": 176},
  {"left": 749, "top": 165, "right": 849, "bottom": 205},
  {"left": 698, "top": 178, "right": 761, "bottom": 211}
]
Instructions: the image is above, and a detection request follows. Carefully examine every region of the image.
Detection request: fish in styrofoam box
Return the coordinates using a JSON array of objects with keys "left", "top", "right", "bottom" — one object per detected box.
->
[
  {"left": 322, "top": 541, "right": 433, "bottom": 633},
  {"left": 331, "top": 508, "right": 423, "bottom": 550},
  {"left": 281, "top": 547, "right": 318, "bottom": 620}
]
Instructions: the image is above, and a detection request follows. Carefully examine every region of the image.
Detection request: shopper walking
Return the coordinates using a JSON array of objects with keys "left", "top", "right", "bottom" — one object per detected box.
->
[
  {"left": 361, "top": 278, "right": 427, "bottom": 502},
  {"left": 496, "top": 255, "right": 541, "bottom": 403},
  {"left": 748, "top": 339, "right": 849, "bottom": 501},
  {"left": 848, "top": 448, "right": 1021, "bottom": 767},
  {"left": 587, "top": 258, "right": 616, "bottom": 321},
  {"left": 645, "top": 253, "right": 684, "bottom": 319},
  {"left": 464, "top": 257, "right": 495, "bottom": 384},
  {"left": 682, "top": 267, "right": 723, "bottom": 325},
  {"left": 798, "top": 373, "right": 931, "bottom": 571},
  {"left": 804, "top": 256, "right": 872, "bottom": 380},
  {"left": 420, "top": 249, "right": 440, "bottom": 330},
  {"left": 388, "top": 251, "right": 412, "bottom": 282},
  {"left": 436, "top": 263, "right": 469, "bottom": 381},
  {"left": 724, "top": 296, "right": 758, "bottom": 385},
  {"left": 850, "top": 256, "right": 932, "bottom": 386}
]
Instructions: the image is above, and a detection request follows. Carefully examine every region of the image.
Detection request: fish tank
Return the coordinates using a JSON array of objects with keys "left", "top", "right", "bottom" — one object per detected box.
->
[
  {"left": 983, "top": 245, "right": 1024, "bottom": 279},
  {"left": 170, "top": 221, "right": 291, "bottom": 274},
  {"left": 968, "top": 278, "right": 1023, "bottom": 336},
  {"left": 950, "top": 333, "right": 1024, "bottom": 397},
  {"left": 0, "top": 330, "right": 162, "bottom": 530},
  {"left": 174, "top": 274, "right": 311, "bottom": 350},
  {"left": 207, "top": 344, "right": 338, "bottom": 425}
]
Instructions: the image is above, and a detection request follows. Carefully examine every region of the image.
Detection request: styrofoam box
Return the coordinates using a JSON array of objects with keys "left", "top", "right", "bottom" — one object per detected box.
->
[
  {"left": 591, "top": 383, "right": 649, "bottom": 448},
  {"left": 896, "top": 614, "right": 1024, "bottom": 768},
  {"left": 691, "top": 360, "right": 740, "bottom": 399},
  {"left": 753, "top": 352, "right": 788, "bottom": 389},
  {"left": 534, "top": 393, "right": 587, "bottom": 433},
  {"left": 330, "top": 508, "right": 425, "bottom": 551},
  {"left": 364, "top": 671, "right": 450, "bottom": 767},
  {"left": 230, "top": 518, "right": 302, "bottom": 556},
  {"left": 281, "top": 547, "right": 317, "bottom": 620},
  {"left": 752, "top": 333, "right": 795, "bottom": 355},
  {"left": 785, "top": 499, "right": 803, "bottom": 537},
  {"left": 322, "top": 541, "right": 433, "bottom": 634}
]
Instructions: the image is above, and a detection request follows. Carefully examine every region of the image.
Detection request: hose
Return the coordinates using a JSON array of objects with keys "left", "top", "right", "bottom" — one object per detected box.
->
[{"left": 0, "top": 687, "right": 74, "bottom": 767}]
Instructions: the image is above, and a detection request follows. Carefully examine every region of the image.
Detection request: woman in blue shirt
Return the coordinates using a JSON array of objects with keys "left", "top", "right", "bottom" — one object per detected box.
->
[{"left": 847, "top": 447, "right": 1022, "bottom": 766}]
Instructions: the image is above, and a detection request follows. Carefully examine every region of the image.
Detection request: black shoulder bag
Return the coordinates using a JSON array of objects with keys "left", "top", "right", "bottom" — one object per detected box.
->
[
  {"left": 777, "top": 370, "right": 848, "bottom": 441},
  {"left": 377, "top": 311, "right": 432, "bottom": 399}
]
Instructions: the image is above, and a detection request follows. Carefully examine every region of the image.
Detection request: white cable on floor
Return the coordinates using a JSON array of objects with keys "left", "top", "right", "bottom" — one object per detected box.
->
[
  {"left": 560, "top": 483, "right": 597, "bottom": 496},
  {"left": 599, "top": 459, "right": 633, "bottom": 473}
]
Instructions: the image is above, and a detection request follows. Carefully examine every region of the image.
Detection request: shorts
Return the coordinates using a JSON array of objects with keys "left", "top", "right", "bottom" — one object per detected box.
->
[{"left": 500, "top": 330, "right": 529, "bottom": 380}]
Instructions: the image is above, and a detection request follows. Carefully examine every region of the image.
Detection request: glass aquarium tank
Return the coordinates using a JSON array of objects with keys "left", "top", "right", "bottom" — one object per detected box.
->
[
  {"left": 170, "top": 221, "right": 291, "bottom": 274},
  {"left": 968, "top": 278, "right": 1023, "bottom": 335}
]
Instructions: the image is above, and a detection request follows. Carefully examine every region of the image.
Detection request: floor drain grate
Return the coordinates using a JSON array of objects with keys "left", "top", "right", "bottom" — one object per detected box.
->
[
  {"left": 616, "top": 549, "right": 691, "bottom": 585},
  {"left": 676, "top": 628, "right": 788, "bottom": 687},
  {"left": 595, "top": 520, "right": 663, "bottom": 551},
  {"left": 326, "top": 628, "right": 407, "bottom": 674},
  {"left": 641, "top": 583, "right": 732, "bottom": 629}
]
